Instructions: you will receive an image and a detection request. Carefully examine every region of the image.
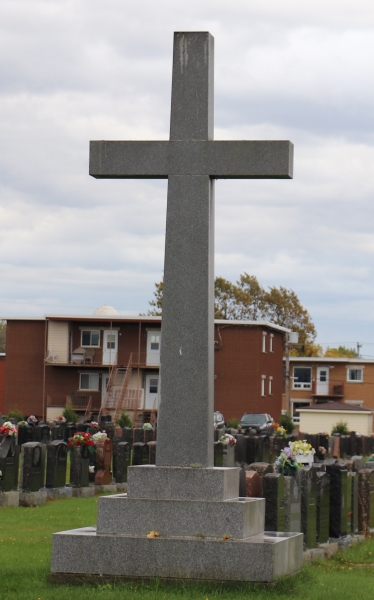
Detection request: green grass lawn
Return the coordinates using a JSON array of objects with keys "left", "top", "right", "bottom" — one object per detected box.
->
[{"left": 0, "top": 496, "right": 373, "bottom": 600}]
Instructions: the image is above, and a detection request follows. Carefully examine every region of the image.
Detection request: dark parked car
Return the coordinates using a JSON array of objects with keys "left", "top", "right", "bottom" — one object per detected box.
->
[{"left": 238, "top": 413, "right": 274, "bottom": 434}]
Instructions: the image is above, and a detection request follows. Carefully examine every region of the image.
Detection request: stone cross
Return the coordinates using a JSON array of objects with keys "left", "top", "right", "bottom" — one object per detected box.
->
[{"left": 90, "top": 32, "right": 293, "bottom": 468}]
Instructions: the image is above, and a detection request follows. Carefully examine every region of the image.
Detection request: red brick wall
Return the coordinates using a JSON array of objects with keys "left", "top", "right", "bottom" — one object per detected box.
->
[
  {"left": 0, "top": 356, "right": 5, "bottom": 414},
  {"left": 214, "top": 325, "right": 284, "bottom": 422},
  {"left": 4, "top": 320, "right": 45, "bottom": 418}
]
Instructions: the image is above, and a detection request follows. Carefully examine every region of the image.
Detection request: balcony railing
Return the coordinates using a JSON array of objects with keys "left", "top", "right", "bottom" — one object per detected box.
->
[
  {"left": 311, "top": 380, "right": 345, "bottom": 397},
  {"left": 45, "top": 350, "right": 159, "bottom": 368},
  {"left": 46, "top": 394, "right": 99, "bottom": 411}
]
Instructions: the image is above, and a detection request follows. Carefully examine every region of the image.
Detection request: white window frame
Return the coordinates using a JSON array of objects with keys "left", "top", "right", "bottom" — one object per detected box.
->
[
  {"left": 293, "top": 367, "right": 312, "bottom": 390},
  {"left": 269, "top": 334, "right": 274, "bottom": 352},
  {"left": 269, "top": 376, "right": 273, "bottom": 395},
  {"left": 262, "top": 331, "right": 267, "bottom": 353},
  {"left": 347, "top": 367, "right": 363, "bottom": 382},
  {"left": 79, "top": 372, "right": 100, "bottom": 391},
  {"left": 81, "top": 329, "right": 100, "bottom": 348},
  {"left": 261, "top": 375, "right": 266, "bottom": 396}
]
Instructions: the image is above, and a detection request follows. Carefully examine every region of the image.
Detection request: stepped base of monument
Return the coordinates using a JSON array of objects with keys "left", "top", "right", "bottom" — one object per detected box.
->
[{"left": 51, "top": 526, "right": 303, "bottom": 582}]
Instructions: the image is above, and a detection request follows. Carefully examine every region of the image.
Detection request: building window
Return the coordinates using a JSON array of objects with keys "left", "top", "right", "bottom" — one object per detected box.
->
[
  {"left": 292, "top": 400, "right": 311, "bottom": 424},
  {"left": 81, "top": 330, "right": 100, "bottom": 347},
  {"left": 79, "top": 373, "right": 99, "bottom": 391},
  {"left": 262, "top": 332, "right": 267, "bottom": 353},
  {"left": 347, "top": 368, "right": 363, "bottom": 382},
  {"left": 293, "top": 367, "right": 312, "bottom": 390},
  {"left": 270, "top": 334, "right": 274, "bottom": 352},
  {"left": 269, "top": 376, "right": 273, "bottom": 395},
  {"left": 261, "top": 375, "right": 266, "bottom": 396}
]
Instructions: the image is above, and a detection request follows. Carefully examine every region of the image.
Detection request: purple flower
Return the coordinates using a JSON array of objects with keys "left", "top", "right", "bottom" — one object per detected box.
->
[{"left": 283, "top": 447, "right": 292, "bottom": 457}]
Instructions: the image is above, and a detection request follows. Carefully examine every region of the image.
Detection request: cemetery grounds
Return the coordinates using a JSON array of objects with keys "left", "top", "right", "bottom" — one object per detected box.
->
[{"left": 0, "top": 495, "right": 373, "bottom": 600}]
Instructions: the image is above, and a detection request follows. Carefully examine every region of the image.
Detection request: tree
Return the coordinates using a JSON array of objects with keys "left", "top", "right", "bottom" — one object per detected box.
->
[
  {"left": 0, "top": 320, "right": 5, "bottom": 353},
  {"left": 145, "top": 273, "right": 317, "bottom": 354},
  {"left": 324, "top": 346, "right": 358, "bottom": 358}
]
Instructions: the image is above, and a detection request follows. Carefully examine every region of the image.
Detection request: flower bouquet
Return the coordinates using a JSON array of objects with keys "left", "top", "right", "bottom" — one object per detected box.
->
[
  {"left": 288, "top": 439, "right": 315, "bottom": 464},
  {"left": 89, "top": 421, "right": 100, "bottom": 429},
  {"left": 17, "top": 420, "right": 28, "bottom": 427},
  {"left": 274, "top": 447, "right": 300, "bottom": 476},
  {"left": 27, "top": 415, "right": 38, "bottom": 425},
  {"left": 92, "top": 431, "right": 108, "bottom": 444},
  {"left": 0, "top": 422, "right": 17, "bottom": 437},
  {"left": 142, "top": 423, "right": 153, "bottom": 431},
  {"left": 220, "top": 433, "right": 237, "bottom": 446},
  {"left": 55, "top": 415, "right": 66, "bottom": 424},
  {"left": 67, "top": 432, "right": 95, "bottom": 453},
  {"left": 368, "top": 454, "right": 374, "bottom": 462}
]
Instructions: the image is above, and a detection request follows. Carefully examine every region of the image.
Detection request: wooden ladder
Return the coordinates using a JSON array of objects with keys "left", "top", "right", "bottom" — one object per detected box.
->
[
  {"left": 98, "top": 362, "right": 118, "bottom": 420},
  {"left": 113, "top": 354, "right": 133, "bottom": 424}
]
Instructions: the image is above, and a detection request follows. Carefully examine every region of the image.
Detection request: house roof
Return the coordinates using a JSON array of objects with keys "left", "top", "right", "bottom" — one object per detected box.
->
[
  {"left": 297, "top": 401, "right": 374, "bottom": 413},
  {"left": 2, "top": 315, "right": 290, "bottom": 332},
  {"left": 284, "top": 356, "right": 374, "bottom": 364}
]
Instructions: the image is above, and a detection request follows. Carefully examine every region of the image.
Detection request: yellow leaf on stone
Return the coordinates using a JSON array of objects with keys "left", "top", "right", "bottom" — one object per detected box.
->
[
  {"left": 146, "top": 531, "right": 160, "bottom": 538},
  {"left": 222, "top": 535, "right": 229, "bottom": 540}
]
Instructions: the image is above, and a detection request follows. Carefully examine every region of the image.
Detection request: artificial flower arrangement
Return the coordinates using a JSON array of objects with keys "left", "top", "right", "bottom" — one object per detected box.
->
[
  {"left": 67, "top": 432, "right": 95, "bottom": 453},
  {"left": 142, "top": 423, "right": 153, "bottom": 430},
  {"left": 220, "top": 433, "right": 237, "bottom": 446},
  {"left": 274, "top": 447, "right": 300, "bottom": 476},
  {"left": 55, "top": 415, "right": 66, "bottom": 423},
  {"left": 288, "top": 439, "right": 316, "bottom": 458},
  {"left": 368, "top": 454, "right": 374, "bottom": 462},
  {"left": 318, "top": 446, "right": 327, "bottom": 455},
  {"left": 27, "top": 415, "right": 38, "bottom": 425},
  {"left": 89, "top": 421, "right": 100, "bottom": 429},
  {"left": 0, "top": 422, "right": 17, "bottom": 437},
  {"left": 92, "top": 431, "right": 108, "bottom": 444},
  {"left": 275, "top": 425, "right": 287, "bottom": 438},
  {"left": 17, "top": 420, "right": 28, "bottom": 427}
]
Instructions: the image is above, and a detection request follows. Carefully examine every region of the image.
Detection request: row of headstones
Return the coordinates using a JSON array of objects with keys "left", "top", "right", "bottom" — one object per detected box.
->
[{"left": 244, "top": 460, "right": 374, "bottom": 548}]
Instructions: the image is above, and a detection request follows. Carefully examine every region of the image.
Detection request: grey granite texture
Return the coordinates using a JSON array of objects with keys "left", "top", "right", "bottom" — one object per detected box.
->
[
  {"left": 127, "top": 465, "right": 240, "bottom": 500},
  {"left": 46, "top": 487, "right": 72, "bottom": 501},
  {"left": 97, "top": 494, "right": 265, "bottom": 539},
  {"left": 89, "top": 141, "right": 293, "bottom": 179},
  {"left": 157, "top": 173, "right": 215, "bottom": 467},
  {"left": 94, "top": 484, "right": 117, "bottom": 495},
  {"left": 284, "top": 476, "right": 301, "bottom": 533},
  {"left": 303, "top": 548, "right": 325, "bottom": 562},
  {"left": 319, "top": 542, "right": 339, "bottom": 558},
  {"left": 364, "top": 461, "right": 374, "bottom": 469},
  {"left": 71, "top": 486, "right": 95, "bottom": 498},
  {"left": 51, "top": 528, "right": 303, "bottom": 582},
  {"left": 116, "top": 483, "right": 127, "bottom": 493},
  {"left": 19, "top": 490, "right": 47, "bottom": 507},
  {"left": 0, "top": 491, "right": 19, "bottom": 507}
]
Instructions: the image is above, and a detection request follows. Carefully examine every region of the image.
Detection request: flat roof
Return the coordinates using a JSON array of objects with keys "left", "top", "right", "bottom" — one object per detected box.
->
[
  {"left": 2, "top": 315, "right": 290, "bottom": 332},
  {"left": 284, "top": 356, "right": 374, "bottom": 364},
  {"left": 297, "top": 401, "right": 373, "bottom": 413}
]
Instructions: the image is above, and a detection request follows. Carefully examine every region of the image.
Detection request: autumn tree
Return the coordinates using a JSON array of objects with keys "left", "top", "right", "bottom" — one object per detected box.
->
[
  {"left": 145, "top": 273, "right": 317, "bottom": 355},
  {"left": 324, "top": 346, "right": 358, "bottom": 358}
]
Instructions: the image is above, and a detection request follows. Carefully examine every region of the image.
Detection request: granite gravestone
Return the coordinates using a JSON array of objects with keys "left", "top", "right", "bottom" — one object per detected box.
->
[
  {"left": 299, "top": 467, "right": 317, "bottom": 549},
  {"left": 326, "top": 463, "right": 348, "bottom": 538},
  {"left": 70, "top": 446, "right": 90, "bottom": 488},
  {"left": 95, "top": 438, "right": 113, "bottom": 485},
  {"left": 21, "top": 442, "right": 44, "bottom": 492},
  {"left": 114, "top": 441, "right": 131, "bottom": 484},
  {"left": 46, "top": 441, "right": 68, "bottom": 488},
  {"left": 358, "top": 469, "right": 374, "bottom": 532},
  {"left": 347, "top": 471, "right": 358, "bottom": 535},
  {"left": 51, "top": 31, "right": 302, "bottom": 583},
  {"left": 316, "top": 471, "right": 330, "bottom": 544},
  {"left": 283, "top": 475, "right": 301, "bottom": 534},
  {"left": 263, "top": 473, "right": 285, "bottom": 532},
  {"left": 0, "top": 436, "right": 19, "bottom": 492}
]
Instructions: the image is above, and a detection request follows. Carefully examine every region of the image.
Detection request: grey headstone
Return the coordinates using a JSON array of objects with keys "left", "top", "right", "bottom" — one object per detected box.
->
[
  {"left": 21, "top": 442, "right": 44, "bottom": 492},
  {"left": 114, "top": 441, "right": 131, "bottom": 484},
  {"left": 325, "top": 464, "right": 349, "bottom": 538},
  {"left": 283, "top": 475, "right": 301, "bottom": 533},
  {"left": 263, "top": 473, "right": 285, "bottom": 532},
  {"left": 299, "top": 466, "right": 317, "bottom": 549},
  {"left": 46, "top": 441, "right": 68, "bottom": 488},
  {"left": 0, "top": 436, "right": 19, "bottom": 492},
  {"left": 316, "top": 471, "right": 330, "bottom": 544},
  {"left": 69, "top": 446, "right": 90, "bottom": 488}
]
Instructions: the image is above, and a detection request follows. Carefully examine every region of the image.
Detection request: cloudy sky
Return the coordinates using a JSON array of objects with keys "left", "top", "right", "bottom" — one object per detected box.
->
[{"left": 2, "top": 0, "right": 374, "bottom": 355}]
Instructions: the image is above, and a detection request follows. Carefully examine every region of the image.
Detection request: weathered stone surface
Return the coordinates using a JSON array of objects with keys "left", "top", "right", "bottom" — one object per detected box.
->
[
  {"left": 71, "top": 486, "right": 95, "bottom": 498},
  {"left": 46, "top": 487, "right": 72, "bottom": 500},
  {"left": 248, "top": 462, "right": 274, "bottom": 477},
  {"left": 51, "top": 528, "right": 303, "bottom": 582},
  {"left": 263, "top": 473, "right": 285, "bottom": 532},
  {"left": 97, "top": 494, "right": 265, "bottom": 539},
  {"left": 127, "top": 465, "right": 241, "bottom": 501},
  {"left": 0, "top": 491, "right": 19, "bottom": 506},
  {"left": 19, "top": 489, "right": 47, "bottom": 507},
  {"left": 245, "top": 470, "right": 262, "bottom": 498},
  {"left": 284, "top": 476, "right": 301, "bottom": 533},
  {"left": 94, "top": 484, "right": 117, "bottom": 495}
]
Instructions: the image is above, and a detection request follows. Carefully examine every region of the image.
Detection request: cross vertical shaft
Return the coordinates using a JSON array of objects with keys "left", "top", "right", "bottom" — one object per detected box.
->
[{"left": 156, "top": 33, "right": 215, "bottom": 467}]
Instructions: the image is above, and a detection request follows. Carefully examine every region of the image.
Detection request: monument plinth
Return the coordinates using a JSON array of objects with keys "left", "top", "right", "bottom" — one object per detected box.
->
[{"left": 50, "top": 32, "right": 302, "bottom": 582}]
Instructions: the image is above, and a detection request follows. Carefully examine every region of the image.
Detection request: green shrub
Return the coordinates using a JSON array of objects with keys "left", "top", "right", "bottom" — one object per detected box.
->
[
  {"left": 331, "top": 420, "right": 349, "bottom": 435},
  {"left": 226, "top": 418, "right": 239, "bottom": 429},
  {"left": 280, "top": 413, "right": 295, "bottom": 434},
  {"left": 8, "top": 410, "right": 24, "bottom": 422},
  {"left": 116, "top": 411, "right": 132, "bottom": 428},
  {"left": 63, "top": 404, "right": 79, "bottom": 424}
]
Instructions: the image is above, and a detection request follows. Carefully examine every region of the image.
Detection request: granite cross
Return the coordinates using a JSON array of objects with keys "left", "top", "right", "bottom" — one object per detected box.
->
[{"left": 90, "top": 31, "right": 293, "bottom": 469}]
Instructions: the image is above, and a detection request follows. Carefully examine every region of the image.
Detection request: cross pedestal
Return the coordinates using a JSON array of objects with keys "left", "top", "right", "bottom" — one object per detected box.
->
[{"left": 50, "top": 32, "right": 303, "bottom": 582}]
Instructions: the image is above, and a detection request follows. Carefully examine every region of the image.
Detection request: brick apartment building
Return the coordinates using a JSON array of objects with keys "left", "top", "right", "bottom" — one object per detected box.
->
[
  {"left": 3, "top": 306, "right": 289, "bottom": 423},
  {"left": 282, "top": 356, "right": 374, "bottom": 427}
]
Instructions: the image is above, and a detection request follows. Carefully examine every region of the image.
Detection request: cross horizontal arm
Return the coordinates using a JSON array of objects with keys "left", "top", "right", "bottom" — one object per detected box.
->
[{"left": 90, "top": 140, "right": 293, "bottom": 179}]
